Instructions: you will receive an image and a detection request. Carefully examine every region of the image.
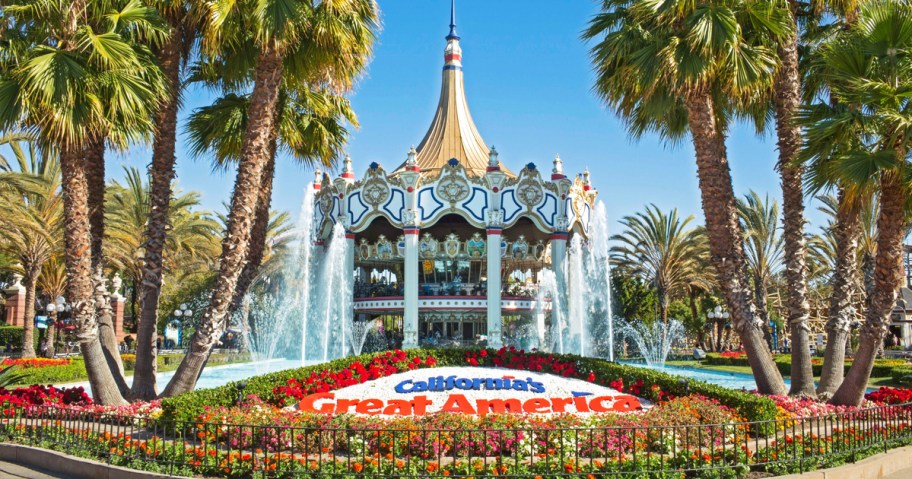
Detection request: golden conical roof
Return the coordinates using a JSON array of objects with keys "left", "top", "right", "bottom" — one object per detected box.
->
[{"left": 395, "top": 6, "right": 512, "bottom": 177}]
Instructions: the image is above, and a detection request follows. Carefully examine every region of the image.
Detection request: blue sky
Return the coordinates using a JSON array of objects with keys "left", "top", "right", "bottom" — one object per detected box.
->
[{"left": 108, "top": 0, "right": 829, "bottom": 233}]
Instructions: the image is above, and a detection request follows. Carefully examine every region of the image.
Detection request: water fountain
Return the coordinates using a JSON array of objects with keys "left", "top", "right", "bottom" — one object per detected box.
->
[
  {"left": 616, "top": 319, "right": 684, "bottom": 367},
  {"left": 236, "top": 183, "right": 366, "bottom": 366},
  {"left": 529, "top": 200, "right": 615, "bottom": 359}
]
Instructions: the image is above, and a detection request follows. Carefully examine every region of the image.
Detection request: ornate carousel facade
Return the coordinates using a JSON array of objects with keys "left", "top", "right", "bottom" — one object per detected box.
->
[{"left": 310, "top": 9, "right": 598, "bottom": 350}]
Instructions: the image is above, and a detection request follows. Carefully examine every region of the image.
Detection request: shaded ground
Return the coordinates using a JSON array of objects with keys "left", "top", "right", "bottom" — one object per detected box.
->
[{"left": 0, "top": 460, "right": 73, "bottom": 479}]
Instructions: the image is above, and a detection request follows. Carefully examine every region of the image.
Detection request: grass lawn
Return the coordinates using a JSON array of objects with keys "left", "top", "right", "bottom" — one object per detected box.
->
[{"left": 662, "top": 359, "right": 899, "bottom": 389}]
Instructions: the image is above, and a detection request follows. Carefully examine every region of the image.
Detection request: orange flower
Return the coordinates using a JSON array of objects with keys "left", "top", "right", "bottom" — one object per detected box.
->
[
  {"left": 353, "top": 462, "right": 364, "bottom": 473},
  {"left": 396, "top": 460, "right": 404, "bottom": 469},
  {"left": 426, "top": 462, "right": 439, "bottom": 472}
]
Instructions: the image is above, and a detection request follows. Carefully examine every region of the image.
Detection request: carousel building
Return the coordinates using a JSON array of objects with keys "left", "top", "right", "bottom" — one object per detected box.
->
[{"left": 311, "top": 6, "right": 598, "bottom": 350}]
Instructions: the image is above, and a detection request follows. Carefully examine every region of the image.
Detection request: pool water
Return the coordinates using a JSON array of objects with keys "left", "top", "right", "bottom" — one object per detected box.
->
[
  {"left": 626, "top": 363, "right": 790, "bottom": 391},
  {"left": 155, "top": 358, "right": 306, "bottom": 390}
]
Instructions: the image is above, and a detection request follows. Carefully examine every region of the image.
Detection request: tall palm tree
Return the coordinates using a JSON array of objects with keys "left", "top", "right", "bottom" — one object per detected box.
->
[
  {"left": 737, "top": 191, "right": 784, "bottom": 352},
  {"left": 0, "top": 0, "right": 168, "bottom": 404},
  {"left": 802, "top": 0, "right": 912, "bottom": 405},
  {"left": 584, "top": 0, "right": 790, "bottom": 395},
  {"left": 186, "top": 87, "right": 355, "bottom": 312},
  {"left": 161, "top": 0, "right": 379, "bottom": 397},
  {"left": 611, "top": 205, "right": 708, "bottom": 324},
  {"left": 0, "top": 137, "right": 62, "bottom": 357},
  {"left": 131, "top": 0, "right": 206, "bottom": 401},
  {"left": 773, "top": 0, "right": 817, "bottom": 398}
]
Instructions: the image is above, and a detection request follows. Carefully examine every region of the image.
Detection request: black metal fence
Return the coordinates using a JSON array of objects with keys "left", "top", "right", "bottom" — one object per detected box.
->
[{"left": 1, "top": 403, "right": 910, "bottom": 478}]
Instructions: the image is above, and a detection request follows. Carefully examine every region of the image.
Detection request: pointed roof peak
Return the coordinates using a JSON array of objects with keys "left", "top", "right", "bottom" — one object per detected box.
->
[
  {"left": 393, "top": 1, "right": 513, "bottom": 178},
  {"left": 447, "top": 0, "right": 459, "bottom": 40}
]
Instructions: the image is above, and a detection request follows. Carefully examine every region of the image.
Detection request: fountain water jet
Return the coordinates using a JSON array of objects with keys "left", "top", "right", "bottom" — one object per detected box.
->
[{"left": 616, "top": 319, "right": 684, "bottom": 367}]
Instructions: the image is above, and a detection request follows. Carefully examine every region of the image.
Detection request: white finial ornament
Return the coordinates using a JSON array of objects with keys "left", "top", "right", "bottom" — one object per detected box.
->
[
  {"left": 314, "top": 168, "right": 322, "bottom": 184},
  {"left": 112, "top": 273, "right": 122, "bottom": 295},
  {"left": 488, "top": 146, "right": 499, "bottom": 167},
  {"left": 341, "top": 155, "right": 355, "bottom": 180},
  {"left": 552, "top": 154, "right": 563, "bottom": 175},
  {"left": 406, "top": 146, "right": 417, "bottom": 167}
]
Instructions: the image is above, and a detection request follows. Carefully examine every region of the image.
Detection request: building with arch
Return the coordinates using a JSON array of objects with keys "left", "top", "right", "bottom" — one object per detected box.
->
[{"left": 310, "top": 4, "right": 599, "bottom": 350}]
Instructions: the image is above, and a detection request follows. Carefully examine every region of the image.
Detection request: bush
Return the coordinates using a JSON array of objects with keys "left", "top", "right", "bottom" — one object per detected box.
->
[
  {"left": 161, "top": 348, "right": 779, "bottom": 431},
  {"left": 704, "top": 353, "right": 911, "bottom": 380},
  {"left": 12, "top": 359, "right": 88, "bottom": 385},
  {"left": 0, "top": 326, "right": 24, "bottom": 350}
]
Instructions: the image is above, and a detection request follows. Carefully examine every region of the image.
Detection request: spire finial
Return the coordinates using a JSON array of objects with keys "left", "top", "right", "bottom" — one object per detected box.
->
[{"left": 447, "top": 0, "right": 459, "bottom": 40}]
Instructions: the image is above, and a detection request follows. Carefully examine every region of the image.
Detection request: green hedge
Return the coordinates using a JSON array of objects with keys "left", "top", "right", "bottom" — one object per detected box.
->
[
  {"left": 11, "top": 352, "right": 251, "bottom": 387},
  {"left": 0, "top": 326, "right": 24, "bottom": 349},
  {"left": 11, "top": 359, "right": 88, "bottom": 385},
  {"left": 160, "top": 348, "right": 779, "bottom": 431},
  {"left": 704, "top": 353, "right": 911, "bottom": 379}
]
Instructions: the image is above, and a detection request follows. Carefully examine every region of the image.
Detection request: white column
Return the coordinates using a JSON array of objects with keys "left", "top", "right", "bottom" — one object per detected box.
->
[
  {"left": 550, "top": 232, "right": 568, "bottom": 286},
  {"left": 344, "top": 231, "right": 356, "bottom": 353},
  {"left": 403, "top": 226, "right": 419, "bottom": 348},
  {"left": 486, "top": 227, "right": 503, "bottom": 348}
]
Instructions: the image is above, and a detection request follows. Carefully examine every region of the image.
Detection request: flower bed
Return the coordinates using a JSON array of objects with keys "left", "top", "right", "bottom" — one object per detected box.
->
[
  {"left": 161, "top": 348, "right": 780, "bottom": 428},
  {"left": 2, "top": 357, "right": 71, "bottom": 369},
  {"left": 0, "top": 384, "right": 90, "bottom": 411}
]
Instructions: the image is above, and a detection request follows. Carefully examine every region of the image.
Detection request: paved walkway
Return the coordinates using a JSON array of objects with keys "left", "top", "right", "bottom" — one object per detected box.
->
[
  {"left": 0, "top": 460, "right": 72, "bottom": 479},
  {"left": 883, "top": 467, "right": 912, "bottom": 479}
]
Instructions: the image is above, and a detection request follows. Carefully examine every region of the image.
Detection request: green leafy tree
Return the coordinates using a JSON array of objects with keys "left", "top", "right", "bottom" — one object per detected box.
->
[
  {"left": 0, "top": 0, "right": 168, "bottom": 404},
  {"left": 162, "top": 0, "right": 379, "bottom": 396},
  {"left": 584, "top": 0, "right": 790, "bottom": 394},
  {"left": 801, "top": 0, "right": 912, "bottom": 405}
]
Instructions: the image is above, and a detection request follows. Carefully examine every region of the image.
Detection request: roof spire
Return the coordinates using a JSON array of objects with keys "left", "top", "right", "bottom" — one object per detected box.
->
[{"left": 447, "top": 0, "right": 459, "bottom": 40}]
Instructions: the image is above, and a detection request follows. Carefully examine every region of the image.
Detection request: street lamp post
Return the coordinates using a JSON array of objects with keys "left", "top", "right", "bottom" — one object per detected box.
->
[
  {"left": 44, "top": 297, "right": 68, "bottom": 357},
  {"left": 170, "top": 303, "right": 192, "bottom": 349}
]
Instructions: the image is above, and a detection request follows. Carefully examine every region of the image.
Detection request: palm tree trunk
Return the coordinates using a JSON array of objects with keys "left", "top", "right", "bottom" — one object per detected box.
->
[
  {"left": 773, "top": 10, "right": 815, "bottom": 396},
  {"left": 715, "top": 319, "right": 724, "bottom": 352},
  {"left": 229, "top": 139, "right": 278, "bottom": 313},
  {"left": 60, "top": 144, "right": 127, "bottom": 406},
  {"left": 817, "top": 191, "right": 861, "bottom": 399},
  {"left": 831, "top": 171, "right": 907, "bottom": 406},
  {"left": 684, "top": 90, "right": 787, "bottom": 396},
  {"left": 132, "top": 29, "right": 182, "bottom": 401},
  {"left": 162, "top": 42, "right": 285, "bottom": 397},
  {"left": 20, "top": 267, "right": 39, "bottom": 358},
  {"left": 754, "top": 275, "right": 773, "bottom": 351},
  {"left": 85, "top": 135, "right": 128, "bottom": 393},
  {"left": 46, "top": 310, "right": 57, "bottom": 357}
]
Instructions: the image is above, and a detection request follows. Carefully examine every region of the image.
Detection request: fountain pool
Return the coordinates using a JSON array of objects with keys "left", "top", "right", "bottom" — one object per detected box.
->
[{"left": 628, "top": 362, "right": 790, "bottom": 391}]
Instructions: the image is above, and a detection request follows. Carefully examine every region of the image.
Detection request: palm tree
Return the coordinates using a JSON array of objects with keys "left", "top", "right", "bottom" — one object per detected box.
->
[
  {"left": 773, "top": 0, "right": 817, "bottom": 398},
  {"left": 0, "top": 137, "right": 62, "bottom": 357},
  {"left": 186, "top": 88, "right": 355, "bottom": 312},
  {"left": 105, "top": 167, "right": 222, "bottom": 311},
  {"left": 736, "top": 191, "right": 783, "bottom": 353},
  {"left": 584, "top": 0, "right": 790, "bottom": 395},
  {"left": 131, "top": 0, "right": 206, "bottom": 401},
  {"left": 0, "top": 0, "right": 168, "bottom": 404},
  {"left": 802, "top": 0, "right": 912, "bottom": 406},
  {"left": 811, "top": 192, "right": 866, "bottom": 397},
  {"left": 161, "top": 0, "right": 379, "bottom": 397},
  {"left": 611, "top": 205, "right": 708, "bottom": 324}
]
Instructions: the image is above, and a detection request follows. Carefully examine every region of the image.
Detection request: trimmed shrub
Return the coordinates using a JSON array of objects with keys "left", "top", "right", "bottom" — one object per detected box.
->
[
  {"left": 0, "top": 326, "right": 24, "bottom": 350},
  {"left": 704, "top": 353, "right": 911, "bottom": 379},
  {"left": 161, "top": 348, "right": 779, "bottom": 432}
]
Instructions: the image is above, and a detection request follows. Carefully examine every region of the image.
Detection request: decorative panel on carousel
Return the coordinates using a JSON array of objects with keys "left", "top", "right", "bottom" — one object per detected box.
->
[
  {"left": 417, "top": 159, "right": 487, "bottom": 229},
  {"left": 497, "top": 164, "right": 559, "bottom": 233},
  {"left": 348, "top": 163, "right": 407, "bottom": 232}
]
